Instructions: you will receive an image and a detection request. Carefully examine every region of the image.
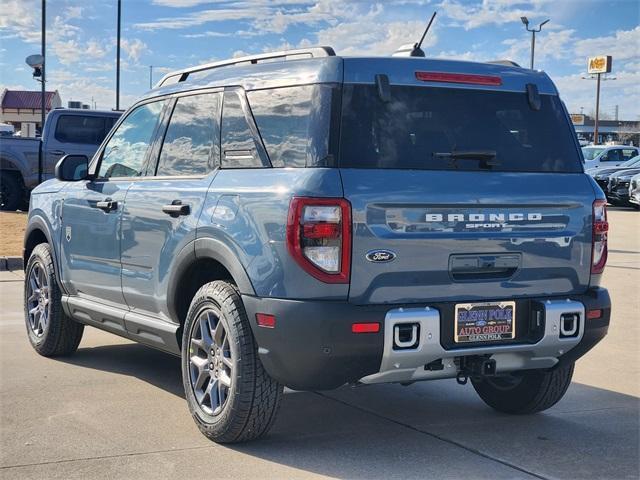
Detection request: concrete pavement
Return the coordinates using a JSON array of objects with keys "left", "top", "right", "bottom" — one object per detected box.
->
[{"left": 1, "top": 208, "right": 638, "bottom": 480}]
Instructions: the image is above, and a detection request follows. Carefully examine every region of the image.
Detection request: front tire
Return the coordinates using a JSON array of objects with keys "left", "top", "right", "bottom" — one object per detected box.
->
[
  {"left": 471, "top": 364, "right": 574, "bottom": 414},
  {"left": 181, "top": 281, "right": 283, "bottom": 443},
  {"left": 24, "top": 243, "right": 84, "bottom": 356}
]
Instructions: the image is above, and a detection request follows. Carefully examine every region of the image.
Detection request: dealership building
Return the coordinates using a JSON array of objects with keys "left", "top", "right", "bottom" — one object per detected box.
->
[{"left": 570, "top": 114, "right": 640, "bottom": 146}]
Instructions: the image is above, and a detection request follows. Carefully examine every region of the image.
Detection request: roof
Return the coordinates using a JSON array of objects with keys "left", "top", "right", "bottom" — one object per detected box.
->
[
  {"left": 145, "top": 48, "right": 557, "bottom": 102},
  {"left": 1, "top": 90, "right": 58, "bottom": 110}
]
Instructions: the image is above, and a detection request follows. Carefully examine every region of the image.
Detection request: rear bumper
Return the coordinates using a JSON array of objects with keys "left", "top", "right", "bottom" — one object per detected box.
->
[{"left": 242, "top": 288, "right": 610, "bottom": 390}]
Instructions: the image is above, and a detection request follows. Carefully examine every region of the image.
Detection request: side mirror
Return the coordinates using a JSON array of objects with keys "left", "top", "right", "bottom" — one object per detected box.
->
[{"left": 55, "top": 154, "right": 89, "bottom": 181}]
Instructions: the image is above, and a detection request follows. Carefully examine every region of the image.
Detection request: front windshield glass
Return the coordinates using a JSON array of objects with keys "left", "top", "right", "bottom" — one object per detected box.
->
[
  {"left": 582, "top": 147, "right": 604, "bottom": 160},
  {"left": 621, "top": 155, "right": 640, "bottom": 167}
]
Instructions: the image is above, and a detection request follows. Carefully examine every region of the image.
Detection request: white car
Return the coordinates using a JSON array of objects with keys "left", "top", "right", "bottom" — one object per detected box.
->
[
  {"left": 629, "top": 173, "right": 640, "bottom": 210},
  {"left": 582, "top": 145, "right": 639, "bottom": 170}
]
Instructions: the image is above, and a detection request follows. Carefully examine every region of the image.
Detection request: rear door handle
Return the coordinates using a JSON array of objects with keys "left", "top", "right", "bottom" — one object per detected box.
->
[
  {"left": 95, "top": 198, "right": 118, "bottom": 212},
  {"left": 50, "top": 150, "right": 65, "bottom": 156},
  {"left": 162, "top": 200, "right": 190, "bottom": 217}
]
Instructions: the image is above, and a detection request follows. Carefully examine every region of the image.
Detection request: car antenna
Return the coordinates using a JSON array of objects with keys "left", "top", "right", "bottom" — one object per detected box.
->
[{"left": 411, "top": 11, "right": 437, "bottom": 57}]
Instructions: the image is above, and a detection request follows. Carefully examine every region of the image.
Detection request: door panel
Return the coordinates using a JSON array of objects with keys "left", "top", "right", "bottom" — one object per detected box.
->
[
  {"left": 120, "top": 178, "right": 214, "bottom": 321},
  {"left": 60, "top": 180, "right": 131, "bottom": 307}
]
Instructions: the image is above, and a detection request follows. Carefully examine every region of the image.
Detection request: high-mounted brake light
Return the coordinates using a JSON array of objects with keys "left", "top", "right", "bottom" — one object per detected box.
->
[
  {"left": 591, "top": 199, "right": 608, "bottom": 274},
  {"left": 286, "top": 197, "right": 351, "bottom": 283},
  {"left": 415, "top": 71, "right": 503, "bottom": 86}
]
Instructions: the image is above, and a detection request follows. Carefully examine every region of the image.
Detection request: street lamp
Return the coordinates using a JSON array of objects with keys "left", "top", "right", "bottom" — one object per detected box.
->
[{"left": 521, "top": 17, "right": 550, "bottom": 70}]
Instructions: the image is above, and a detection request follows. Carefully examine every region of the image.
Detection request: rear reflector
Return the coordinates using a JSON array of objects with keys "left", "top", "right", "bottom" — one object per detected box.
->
[
  {"left": 352, "top": 322, "right": 380, "bottom": 334},
  {"left": 416, "top": 71, "right": 502, "bottom": 86},
  {"left": 587, "top": 309, "right": 602, "bottom": 320},
  {"left": 256, "top": 313, "right": 276, "bottom": 328}
]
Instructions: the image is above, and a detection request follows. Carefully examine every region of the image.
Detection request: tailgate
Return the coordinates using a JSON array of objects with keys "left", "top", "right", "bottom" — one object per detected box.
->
[{"left": 343, "top": 169, "right": 594, "bottom": 305}]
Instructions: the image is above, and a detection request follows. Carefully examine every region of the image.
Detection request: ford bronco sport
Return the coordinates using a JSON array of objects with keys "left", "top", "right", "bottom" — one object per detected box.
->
[{"left": 23, "top": 47, "right": 611, "bottom": 443}]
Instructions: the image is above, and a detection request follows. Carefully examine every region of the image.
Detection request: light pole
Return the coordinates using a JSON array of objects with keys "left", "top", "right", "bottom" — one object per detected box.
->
[
  {"left": 520, "top": 17, "right": 550, "bottom": 70},
  {"left": 116, "top": 0, "right": 121, "bottom": 110}
]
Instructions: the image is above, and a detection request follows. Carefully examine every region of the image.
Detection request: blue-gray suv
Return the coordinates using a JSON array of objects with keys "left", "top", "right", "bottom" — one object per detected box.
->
[{"left": 23, "top": 47, "right": 611, "bottom": 443}]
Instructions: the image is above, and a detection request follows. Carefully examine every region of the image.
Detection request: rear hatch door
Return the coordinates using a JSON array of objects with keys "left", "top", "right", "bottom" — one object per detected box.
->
[{"left": 338, "top": 75, "right": 592, "bottom": 305}]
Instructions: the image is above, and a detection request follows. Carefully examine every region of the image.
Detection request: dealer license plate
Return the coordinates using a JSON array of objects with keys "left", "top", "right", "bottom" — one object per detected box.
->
[{"left": 454, "top": 301, "right": 516, "bottom": 343}]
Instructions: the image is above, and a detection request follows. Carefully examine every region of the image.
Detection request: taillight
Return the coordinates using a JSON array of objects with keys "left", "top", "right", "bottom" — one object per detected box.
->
[
  {"left": 591, "top": 199, "right": 608, "bottom": 274},
  {"left": 286, "top": 197, "right": 351, "bottom": 283}
]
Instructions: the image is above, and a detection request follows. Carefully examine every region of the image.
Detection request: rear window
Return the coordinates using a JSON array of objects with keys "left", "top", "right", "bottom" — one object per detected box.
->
[
  {"left": 340, "top": 85, "right": 582, "bottom": 173},
  {"left": 54, "top": 115, "right": 112, "bottom": 145}
]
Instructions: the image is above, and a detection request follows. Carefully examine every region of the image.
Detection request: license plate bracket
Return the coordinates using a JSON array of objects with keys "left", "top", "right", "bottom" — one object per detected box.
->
[{"left": 454, "top": 301, "right": 515, "bottom": 343}]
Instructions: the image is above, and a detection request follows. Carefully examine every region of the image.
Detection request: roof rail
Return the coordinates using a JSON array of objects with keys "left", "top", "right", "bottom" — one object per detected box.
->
[
  {"left": 486, "top": 60, "right": 521, "bottom": 68},
  {"left": 156, "top": 46, "right": 336, "bottom": 88}
]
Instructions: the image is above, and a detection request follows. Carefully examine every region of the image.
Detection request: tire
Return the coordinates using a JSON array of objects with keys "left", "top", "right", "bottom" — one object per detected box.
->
[
  {"left": 471, "top": 364, "right": 574, "bottom": 414},
  {"left": 181, "top": 281, "right": 283, "bottom": 443},
  {"left": 0, "top": 171, "right": 23, "bottom": 211},
  {"left": 24, "top": 243, "right": 84, "bottom": 356}
]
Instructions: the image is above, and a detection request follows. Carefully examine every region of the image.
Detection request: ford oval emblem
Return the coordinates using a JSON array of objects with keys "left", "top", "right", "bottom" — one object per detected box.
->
[{"left": 366, "top": 250, "right": 397, "bottom": 263}]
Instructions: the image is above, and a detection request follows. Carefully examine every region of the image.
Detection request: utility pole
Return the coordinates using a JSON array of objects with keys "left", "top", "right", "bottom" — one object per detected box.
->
[
  {"left": 520, "top": 17, "right": 550, "bottom": 69},
  {"left": 116, "top": 0, "right": 121, "bottom": 110},
  {"left": 149, "top": 65, "right": 153, "bottom": 89},
  {"left": 40, "top": 0, "right": 45, "bottom": 183}
]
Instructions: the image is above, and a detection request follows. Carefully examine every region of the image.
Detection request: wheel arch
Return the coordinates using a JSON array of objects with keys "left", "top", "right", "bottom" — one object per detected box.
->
[
  {"left": 167, "top": 237, "right": 256, "bottom": 338},
  {"left": 23, "top": 216, "right": 56, "bottom": 273}
]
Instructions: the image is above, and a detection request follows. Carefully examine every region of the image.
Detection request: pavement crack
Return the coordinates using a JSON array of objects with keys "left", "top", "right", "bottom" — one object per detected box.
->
[
  {"left": 314, "top": 391, "right": 550, "bottom": 480},
  {"left": 0, "top": 444, "right": 214, "bottom": 470}
]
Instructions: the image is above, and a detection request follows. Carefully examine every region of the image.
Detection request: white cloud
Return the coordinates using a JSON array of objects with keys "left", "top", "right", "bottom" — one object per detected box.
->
[{"left": 121, "top": 38, "right": 148, "bottom": 64}]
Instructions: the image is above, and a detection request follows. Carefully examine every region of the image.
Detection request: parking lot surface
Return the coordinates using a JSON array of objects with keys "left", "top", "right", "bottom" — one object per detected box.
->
[{"left": 1, "top": 208, "right": 638, "bottom": 480}]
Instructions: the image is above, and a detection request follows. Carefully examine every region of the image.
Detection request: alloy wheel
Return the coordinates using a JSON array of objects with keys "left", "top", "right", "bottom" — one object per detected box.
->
[
  {"left": 26, "top": 261, "right": 50, "bottom": 337},
  {"left": 188, "top": 307, "right": 233, "bottom": 415}
]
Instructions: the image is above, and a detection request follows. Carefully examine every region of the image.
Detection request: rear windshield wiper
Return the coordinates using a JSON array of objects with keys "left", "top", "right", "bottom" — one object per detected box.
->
[{"left": 433, "top": 150, "right": 500, "bottom": 168}]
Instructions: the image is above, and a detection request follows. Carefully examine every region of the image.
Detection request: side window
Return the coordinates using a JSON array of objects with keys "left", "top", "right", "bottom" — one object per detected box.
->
[
  {"left": 55, "top": 115, "right": 106, "bottom": 145},
  {"left": 98, "top": 101, "right": 165, "bottom": 179},
  {"left": 622, "top": 149, "right": 637, "bottom": 160},
  {"left": 221, "top": 90, "right": 267, "bottom": 168},
  {"left": 247, "top": 85, "right": 333, "bottom": 167},
  {"left": 156, "top": 93, "right": 220, "bottom": 176},
  {"left": 603, "top": 149, "right": 621, "bottom": 162}
]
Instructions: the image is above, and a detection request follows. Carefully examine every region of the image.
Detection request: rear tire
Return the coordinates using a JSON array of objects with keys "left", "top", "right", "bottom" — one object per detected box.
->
[
  {"left": 0, "top": 171, "right": 23, "bottom": 211},
  {"left": 471, "top": 364, "right": 574, "bottom": 414},
  {"left": 24, "top": 243, "right": 84, "bottom": 356},
  {"left": 181, "top": 281, "right": 283, "bottom": 443}
]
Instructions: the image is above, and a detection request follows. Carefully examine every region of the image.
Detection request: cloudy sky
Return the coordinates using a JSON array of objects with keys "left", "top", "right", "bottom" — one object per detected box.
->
[{"left": 1, "top": 0, "right": 638, "bottom": 118}]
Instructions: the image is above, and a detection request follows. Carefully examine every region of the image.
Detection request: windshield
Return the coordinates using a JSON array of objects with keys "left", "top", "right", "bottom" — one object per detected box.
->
[
  {"left": 582, "top": 147, "right": 605, "bottom": 160},
  {"left": 340, "top": 85, "right": 582, "bottom": 172},
  {"left": 621, "top": 155, "right": 640, "bottom": 167}
]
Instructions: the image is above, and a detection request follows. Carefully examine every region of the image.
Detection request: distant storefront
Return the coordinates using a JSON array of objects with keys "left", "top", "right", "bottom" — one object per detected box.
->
[
  {"left": 0, "top": 89, "right": 62, "bottom": 133},
  {"left": 570, "top": 113, "right": 640, "bottom": 146}
]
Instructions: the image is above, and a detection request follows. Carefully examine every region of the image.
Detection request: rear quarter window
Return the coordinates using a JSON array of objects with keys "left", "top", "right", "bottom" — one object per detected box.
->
[
  {"left": 339, "top": 85, "right": 582, "bottom": 173},
  {"left": 247, "top": 85, "right": 333, "bottom": 167}
]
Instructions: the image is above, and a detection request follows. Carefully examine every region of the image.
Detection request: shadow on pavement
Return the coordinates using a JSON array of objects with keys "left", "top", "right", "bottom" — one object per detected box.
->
[
  {"left": 57, "top": 342, "right": 640, "bottom": 479},
  {"left": 61, "top": 342, "right": 185, "bottom": 398}
]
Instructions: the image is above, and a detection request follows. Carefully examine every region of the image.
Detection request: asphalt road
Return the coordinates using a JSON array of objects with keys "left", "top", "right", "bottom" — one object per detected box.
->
[{"left": 1, "top": 207, "right": 638, "bottom": 480}]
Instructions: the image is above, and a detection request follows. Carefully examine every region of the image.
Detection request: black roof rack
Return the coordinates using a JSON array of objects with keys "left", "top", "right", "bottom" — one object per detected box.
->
[{"left": 156, "top": 46, "right": 336, "bottom": 88}]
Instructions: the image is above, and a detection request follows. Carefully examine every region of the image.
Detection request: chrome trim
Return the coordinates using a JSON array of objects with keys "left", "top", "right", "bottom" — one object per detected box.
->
[{"left": 359, "top": 299, "right": 585, "bottom": 384}]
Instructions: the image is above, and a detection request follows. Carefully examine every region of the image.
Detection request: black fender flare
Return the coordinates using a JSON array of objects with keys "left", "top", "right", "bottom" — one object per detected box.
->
[
  {"left": 194, "top": 237, "right": 255, "bottom": 295},
  {"left": 23, "top": 215, "right": 59, "bottom": 276},
  {"left": 166, "top": 237, "right": 256, "bottom": 323}
]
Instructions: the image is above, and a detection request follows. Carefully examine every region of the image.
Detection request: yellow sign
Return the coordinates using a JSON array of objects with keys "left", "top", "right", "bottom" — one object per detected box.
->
[
  {"left": 587, "top": 55, "right": 612, "bottom": 74},
  {"left": 570, "top": 114, "right": 585, "bottom": 125}
]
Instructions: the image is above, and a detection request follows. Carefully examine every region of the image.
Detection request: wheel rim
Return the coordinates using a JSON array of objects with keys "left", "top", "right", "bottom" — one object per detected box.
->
[
  {"left": 188, "top": 307, "right": 233, "bottom": 416},
  {"left": 26, "top": 261, "right": 50, "bottom": 337}
]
